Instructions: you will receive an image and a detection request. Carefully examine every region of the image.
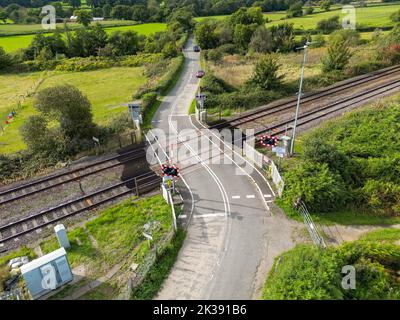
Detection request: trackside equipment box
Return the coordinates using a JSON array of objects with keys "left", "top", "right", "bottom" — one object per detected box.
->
[{"left": 20, "top": 247, "right": 73, "bottom": 299}]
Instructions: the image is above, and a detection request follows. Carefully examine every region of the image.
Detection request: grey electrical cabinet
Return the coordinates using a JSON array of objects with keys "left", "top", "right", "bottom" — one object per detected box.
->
[{"left": 20, "top": 248, "right": 73, "bottom": 299}]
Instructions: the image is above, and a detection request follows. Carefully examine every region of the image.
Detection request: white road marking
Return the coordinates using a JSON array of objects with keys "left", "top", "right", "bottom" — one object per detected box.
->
[
  {"left": 146, "top": 132, "right": 195, "bottom": 225},
  {"left": 190, "top": 117, "right": 273, "bottom": 212},
  {"left": 264, "top": 194, "right": 272, "bottom": 198},
  {"left": 232, "top": 195, "right": 241, "bottom": 199},
  {"left": 179, "top": 215, "right": 187, "bottom": 219},
  {"left": 195, "top": 118, "right": 276, "bottom": 199},
  {"left": 193, "top": 213, "right": 226, "bottom": 218},
  {"left": 265, "top": 200, "right": 274, "bottom": 203},
  {"left": 246, "top": 195, "right": 255, "bottom": 199}
]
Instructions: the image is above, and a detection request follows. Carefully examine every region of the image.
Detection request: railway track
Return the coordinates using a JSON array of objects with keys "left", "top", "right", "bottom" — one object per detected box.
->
[
  {"left": 0, "top": 145, "right": 147, "bottom": 206},
  {"left": 0, "top": 170, "right": 161, "bottom": 251},
  {"left": 251, "top": 77, "right": 400, "bottom": 139},
  {"left": 211, "top": 64, "right": 400, "bottom": 131}
]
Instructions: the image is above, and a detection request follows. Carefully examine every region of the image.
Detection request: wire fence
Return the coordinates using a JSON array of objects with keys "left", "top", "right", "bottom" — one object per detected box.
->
[
  {"left": 0, "top": 73, "right": 47, "bottom": 134},
  {"left": 123, "top": 228, "right": 175, "bottom": 299},
  {"left": 73, "top": 130, "right": 141, "bottom": 160}
]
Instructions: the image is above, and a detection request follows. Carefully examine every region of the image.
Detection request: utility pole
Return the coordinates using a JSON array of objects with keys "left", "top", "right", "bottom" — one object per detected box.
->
[{"left": 290, "top": 41, "right": 311, "bottom": 156}]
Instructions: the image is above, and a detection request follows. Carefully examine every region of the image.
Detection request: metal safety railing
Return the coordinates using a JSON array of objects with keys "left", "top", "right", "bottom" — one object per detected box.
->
[{"left": 296, "top": 200, "right": 326, "bottom": 249}]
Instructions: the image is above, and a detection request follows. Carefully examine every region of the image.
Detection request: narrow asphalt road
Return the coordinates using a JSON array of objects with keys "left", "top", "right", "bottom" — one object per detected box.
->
[{"left": 147, "top": 37, "right": 297, "bottom": 299}]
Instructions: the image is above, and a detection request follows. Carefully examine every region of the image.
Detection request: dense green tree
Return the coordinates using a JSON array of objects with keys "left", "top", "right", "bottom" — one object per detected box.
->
[
  {"left": 74, "top": 9, "right": 92, "bottom": 27},
  {"left": 161, "top": 41, "right": 178, "bottom": 58},
  {"left": 230, "top": 6, "right": 264, "bottom": 26},
  {"left": 246, "top": 6, "right": 265, "bottom": 25},
  {"left": 19, "top": 115, "right": 51, "bottom": 154},
  {"left": 108, "top": 30, "right": 139, "bottom": 55},
  {"left": 249, "top": 25, "right": 273, "bottom": 53},
  {"left": 91, "top": 7, "right": 103, "bottom": 17},
  {"left": 283, "top": 161, "right": 347, "bottom": 212},
  {"left": 102, "top": 4, "right": 112, "bottom": 19},
  {"left": 233, "top": 23, "right": 255, "bottom": 50},
  {"left": 302, "top": 137, "right": 356, "bottom": 185},
  {"left": 69, "top": 24, "right": 107, "bottom": 57},
  {"left": 68, "top": 0, "right": 81, "bottom": 9},
  {"left": 287, "top": 1, "right": 303, "bottom": 18},
  {"left": 304, "top": 6, "right": 314, "bottom": 15},
  {"left": 144, "top": 31, "right": 174, "bottom": 53},
  {"left": 167, "top": 7, "right": 194, "bottom": 31},
  {"left": 0, "top": 7, "right": 8, "bottom": 23},
  {"left": 321, "top": 37, "right": 352, "bottom": 72},
  {"left": 249, "top": 53, "right": 282, "bottom": 89},
  {"left": 34, "top": 84, "right": 96, "bottom": 141},
  {"left": 215, "top": 23, "right": 233, "bottom": 45},
  {"left": 320, "top": 0, "right": 332, "bottom": 11},
  {"left": 111, "top": 5, "right": 132, "bottom": 20},
  {"left": 5, "top": 4, "right": 20, "bottom": 15},
  {"left": 270, "top": 22, "right": 296, "bottom": 52},
  {"left": 131, "top": 4, "right": 148, "bottom": 22},
  {"left": 8, "top": 7, "right": 26, "bottom": 23},
  {"left": 25, "top": 32, "right": 67, "bottom": 59},
  {"left": 316, "top": 15, "right": 340, "bottom": 34},
  {"left": 194, "top": 20, "right": 219, "bottom": 49},
  {"left": 0, "top": 46, "right": 12, "bottom": 69}
]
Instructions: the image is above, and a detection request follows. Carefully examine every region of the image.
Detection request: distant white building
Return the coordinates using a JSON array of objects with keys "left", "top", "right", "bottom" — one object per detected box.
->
[{"left": 69, "top": 16, "right": 104, "bottom": 22}]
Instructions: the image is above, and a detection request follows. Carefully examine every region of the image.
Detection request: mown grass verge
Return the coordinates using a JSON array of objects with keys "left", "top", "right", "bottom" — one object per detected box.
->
[
  {"left": 360, "top": 228, "right": 400, "bottom": 243},
  {"left": 142, "top": 98, "right": 162, "bottom": 130},
  {"left": 189, "top": 99, "right": 196, "bottom": 115},
  {"left": 131, "top": 228, "right": 186, "bottom": 300}
]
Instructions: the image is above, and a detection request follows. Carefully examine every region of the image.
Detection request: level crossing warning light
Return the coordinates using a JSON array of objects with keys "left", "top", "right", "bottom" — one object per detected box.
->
[
  {"left": 260, "top": 135, "right": 278, "bottom": 147},
  {"left": 161, "top": 164, "right": 180, "bottom": 177}
]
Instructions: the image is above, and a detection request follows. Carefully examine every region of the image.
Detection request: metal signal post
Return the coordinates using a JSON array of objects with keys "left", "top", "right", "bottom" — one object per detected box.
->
[{"left": 290, "top": 41, "right": 311, "bottom": 155}]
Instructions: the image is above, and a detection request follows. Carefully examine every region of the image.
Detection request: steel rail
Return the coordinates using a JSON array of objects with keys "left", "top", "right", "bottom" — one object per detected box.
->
[
  {"left": 211, "top": 64, "right": 400, "bottom": 130},
  {"left": 253, "top": 78, "right": 400, "bottom": 138},
  {"left": 0, "top": 147, "right": 146, "bottom": 206},
  {"left": 0, "top": 171, "right": 161, "bottom": 245}
]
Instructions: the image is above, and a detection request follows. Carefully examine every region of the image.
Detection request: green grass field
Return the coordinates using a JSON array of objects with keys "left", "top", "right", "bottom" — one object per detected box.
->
[
  {"left": 0, "top": 20, "right": 137, "bottom": 36},
  {"left": 196, "top": 3, "right": 400, "bottom": 36},
  {"left": 0, "top": 22, "right": 167, "bottom": 52},
  {"left": 0, "top": 67, "right": 147, "bottom": 154},
  {"left": 266, "top": 3, "right": 400, "bottom": 30}
]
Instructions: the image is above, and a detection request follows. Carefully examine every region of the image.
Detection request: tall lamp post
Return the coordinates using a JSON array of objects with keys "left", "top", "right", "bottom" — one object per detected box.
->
[{"left": 290, "top": 40, "right": 311, "bottom": 156}]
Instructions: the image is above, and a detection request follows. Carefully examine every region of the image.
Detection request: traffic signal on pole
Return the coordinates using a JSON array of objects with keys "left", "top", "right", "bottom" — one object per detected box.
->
[
  {"left": 161, "top": 164, "right": 180, "bottom": 177},
  {"left": 260, "top": 135, "right": 278, "bottom": 147}
]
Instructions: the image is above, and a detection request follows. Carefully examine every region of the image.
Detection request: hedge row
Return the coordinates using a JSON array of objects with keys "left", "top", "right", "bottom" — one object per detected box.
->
[
  {"left": 19, "top": 53, "right": 163, "bottom": 72},
  {"left": 135, "top": 54, "right": 185, "bottom": 98},
  {"left": 133, "top": 53, "right": 186, "bottom": 128}
]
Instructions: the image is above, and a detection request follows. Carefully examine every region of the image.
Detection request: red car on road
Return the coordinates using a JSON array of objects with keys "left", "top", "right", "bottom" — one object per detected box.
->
[{"left": 196, "top": 70, "right": 205, "bottom": 78}]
